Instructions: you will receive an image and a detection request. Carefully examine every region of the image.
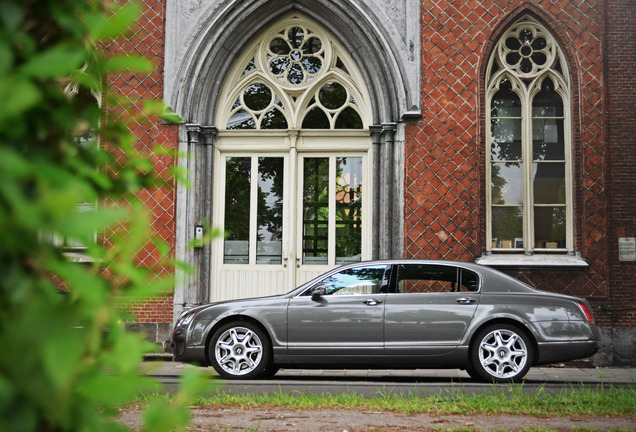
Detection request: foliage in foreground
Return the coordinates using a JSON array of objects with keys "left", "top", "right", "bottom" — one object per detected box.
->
[{"left": 0, "top": 1, "right": 201, "bottom": 431}]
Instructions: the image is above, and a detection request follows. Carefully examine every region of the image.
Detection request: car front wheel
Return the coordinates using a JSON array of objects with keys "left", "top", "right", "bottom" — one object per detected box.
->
[
  {"left": 469, "top": 324, "right": 533, "bottom": 383},
  {"left": 208, "top": 321, "right": 271, "bottom": 379}
]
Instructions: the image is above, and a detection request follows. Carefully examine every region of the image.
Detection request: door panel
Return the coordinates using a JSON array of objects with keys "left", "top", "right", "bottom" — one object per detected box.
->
[
  {"left": 384, "top": 264, "right": 480, "bottom": 356},
  {"left": 286, "top": 264, "right": 388, "bottom": 358},
  {"left": 384, "top": 293, "right": 480, "bottom": 355},
  {"left": 214, "top": 155, "right": 289, "bottom": 302},
  {"left": 287, "top": 295, "right": 385, "bottom": 357}
]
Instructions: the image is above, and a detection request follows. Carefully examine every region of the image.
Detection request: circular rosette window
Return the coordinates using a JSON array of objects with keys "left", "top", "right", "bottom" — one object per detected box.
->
[
  {"left": 498, "top": 25, "right": 555, "bottom": 78},
  {"left": 266, "top": 26, "right": 324, "bottom": 86}
]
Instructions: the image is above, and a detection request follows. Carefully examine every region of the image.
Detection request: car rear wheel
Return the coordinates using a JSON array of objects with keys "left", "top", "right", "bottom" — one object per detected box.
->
[
  {"left": 469, "top": 324, "right": 533, "bottom": 383},
  {"left": 208, "top": 321, "right": 271, "bottom": 379}
]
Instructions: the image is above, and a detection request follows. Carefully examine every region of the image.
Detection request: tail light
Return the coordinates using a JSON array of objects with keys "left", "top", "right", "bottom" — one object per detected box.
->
[{"left": 578, "top": 302, "right": 595, "bottom": 324}]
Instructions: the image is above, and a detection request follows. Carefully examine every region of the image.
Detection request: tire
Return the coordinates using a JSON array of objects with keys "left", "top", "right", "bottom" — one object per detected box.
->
[
  {"left": 208, "top": 321, "right": 271, "bottom": 379},
  {"left": 469, "top": 323, "right": 533, "bottom": 383}
]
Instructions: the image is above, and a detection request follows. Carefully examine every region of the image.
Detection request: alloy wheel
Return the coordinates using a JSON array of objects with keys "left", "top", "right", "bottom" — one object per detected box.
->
[
  {"left": 477, "top": 328, "right": 529, "bottom": 380},
  {"left": 214, "top": 326, "right": 264, "bottom": 376}
]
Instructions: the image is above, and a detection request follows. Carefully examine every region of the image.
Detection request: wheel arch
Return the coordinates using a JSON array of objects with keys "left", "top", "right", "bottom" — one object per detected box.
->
[
  {"left": 203, "top": 314, "right": 274, "bottom": 366},
  {"left": 467, "top": 318, "right": 539, "bottom": 366}
]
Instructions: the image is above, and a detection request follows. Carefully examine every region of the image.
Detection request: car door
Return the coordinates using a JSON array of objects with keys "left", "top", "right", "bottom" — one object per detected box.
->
[
  {"left": 286, "top": 264, "right": 389, "bottom": 359},
  {"left": 384, "top": 263, "right": 480, "bottom": 356}
]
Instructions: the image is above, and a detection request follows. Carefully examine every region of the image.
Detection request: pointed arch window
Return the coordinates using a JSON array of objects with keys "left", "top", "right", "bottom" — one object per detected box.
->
[
  {"left": 486, "top": 16, "right": 573, "bottom": 254},
  {"left": 218, "top": 19, "right": 367, "bottom": 130}
]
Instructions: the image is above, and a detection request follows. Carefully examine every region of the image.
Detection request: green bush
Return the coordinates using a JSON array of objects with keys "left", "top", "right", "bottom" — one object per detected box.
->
[{"left": 0, "top": 1, "right": 199, "bottom": 430}]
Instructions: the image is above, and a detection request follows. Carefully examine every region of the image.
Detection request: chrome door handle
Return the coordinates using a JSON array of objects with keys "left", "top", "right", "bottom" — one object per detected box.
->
[
  {"left": 456, "top": 297, "right": 476, "bottom": 304},
  {"left": 363, "top": 299, "right": 383, "bottom": 306}
]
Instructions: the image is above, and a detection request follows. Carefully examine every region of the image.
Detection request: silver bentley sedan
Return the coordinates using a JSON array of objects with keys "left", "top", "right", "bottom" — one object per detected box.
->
[{"left": 167, "top": 260, "right": 599, "bottom": 383}]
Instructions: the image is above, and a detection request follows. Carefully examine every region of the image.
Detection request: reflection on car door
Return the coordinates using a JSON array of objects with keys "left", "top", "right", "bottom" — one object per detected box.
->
[
  {"left": 384, "top": 264, "right": 480, "bottom": 356},
  {"left": 286, "top": 265, "right": 388, "bottom": 359}
]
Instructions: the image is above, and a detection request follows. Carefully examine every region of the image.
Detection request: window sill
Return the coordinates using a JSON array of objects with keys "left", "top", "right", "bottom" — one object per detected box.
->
[
  {"left": 63, "top": 251, "right": 100, "bottom": 264},
  {"left": 475, "top": 254, "right": 588, "bottom": 268}
]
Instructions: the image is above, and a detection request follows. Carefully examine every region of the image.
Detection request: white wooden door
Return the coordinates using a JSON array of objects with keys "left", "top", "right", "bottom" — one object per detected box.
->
[{"left": 212, "top": 151, "right": 369, "bottom": 302}]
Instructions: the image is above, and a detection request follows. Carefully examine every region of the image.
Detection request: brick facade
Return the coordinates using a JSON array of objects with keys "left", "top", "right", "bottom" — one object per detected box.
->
[
  {"left": 605, "top": 0, "right": 636, "bottom": 329},
  {"left": 113, "top": 0, "right": 634, "bottom": 362},
  {"left": 106, "top": 0, "right": 176, "bottom": 325}
]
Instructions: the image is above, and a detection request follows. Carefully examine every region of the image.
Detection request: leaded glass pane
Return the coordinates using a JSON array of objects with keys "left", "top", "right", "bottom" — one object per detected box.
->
[
  {"left": 319, "top": 82, "right": 347, "bottom": 109},
  {"left": 532, "top": 119, "right": 565, "bottom": 160},
  {"left": 533, "top": 163, "right": 565, "bottom": 204},
  {"left": 224, "top": 157, "right": 251, "bottom": 263},
  {"left": 269, "top": 56, "right": 290, "bottom": 76},
  {"left": 491, "top": 206, "right": 523, "bottom": 248},
  {"left": 532, "top": 78, "right": 563, "bottom": 116},
  {"left": 491, "top": 162, "right": 523, "bottom": 205},
  {"left": 302, "top": 107, "right": 330, "bottom": 128},
  {"left": 288, "top": 63, "right": 304, "bottom": 84},
  {"left": 260, "top": 107, "right": 288, "bottom": 129},
  {"left": 302, "top": 158, "right": 329, "bottom": 264},
  {"left": 335, "top": 157, "right": 362, "bottom": 264},
  {"left": 288, "top": 27, "right": 304, "bottom": 48},
  {"left": 227, "top": 109, "right": 255, "bottom": 130},
  {"left": 534, "top": 206, "right": 566, "bottom": 248},
  {"left": 335, "top": 107, "right": 362, "bottom": 129},
  {"left": 243, "top": 83, "right": 272, "bottom": 111},
  {"left": 491, "top": 78, "right": 521, "bottom": 117},
  {"left": 257, "top": 157, "right": 284, "bottom": 264},
  {"left": 270, "top": 37, "right": 290, "bottom": 55},
  {"left": 490, "top": 119, "right": 522, "bottom": 160}
]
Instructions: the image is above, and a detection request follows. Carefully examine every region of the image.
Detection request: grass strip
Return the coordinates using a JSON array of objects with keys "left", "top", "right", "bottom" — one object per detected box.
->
[{"left": 137, "top": 384, "right": 636, "bottom": 417}]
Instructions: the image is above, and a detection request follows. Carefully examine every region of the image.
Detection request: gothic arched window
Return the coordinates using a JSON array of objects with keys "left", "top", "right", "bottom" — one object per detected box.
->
[{"left": 486, "top": 16, "right": 573, "bottom": 254}]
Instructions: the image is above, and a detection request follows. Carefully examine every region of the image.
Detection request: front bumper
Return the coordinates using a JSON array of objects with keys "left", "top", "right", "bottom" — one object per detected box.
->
[{"left": 164, "top": 332, "right": 207, "bottom": 365}]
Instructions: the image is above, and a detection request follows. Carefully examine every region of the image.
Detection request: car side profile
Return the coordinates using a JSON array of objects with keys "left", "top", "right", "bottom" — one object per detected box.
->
[{"left": 167, "top": 260, "right": 599, "bottom": 383}]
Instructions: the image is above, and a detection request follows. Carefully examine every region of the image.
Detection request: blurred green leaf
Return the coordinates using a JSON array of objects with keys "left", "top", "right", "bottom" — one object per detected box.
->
[
  {"left": 85, "top": 3, "right": 142, "bottom": 40},
  {"left": 0, "top": 76, "right": 41, "bottom": 121},
  {"left": 142, "top": 400, "right": 191, "bottom": 432},
  {"left": 20, "top": 45, "right": 85, "bottom": 78}
]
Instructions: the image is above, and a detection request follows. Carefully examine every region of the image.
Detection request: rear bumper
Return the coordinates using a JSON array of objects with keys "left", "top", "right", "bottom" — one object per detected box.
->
[{"left": 536, "top": 340, "right": 598, "bottom": 365}]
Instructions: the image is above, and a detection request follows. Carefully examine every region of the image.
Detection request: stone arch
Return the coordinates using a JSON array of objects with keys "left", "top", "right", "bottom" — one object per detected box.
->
[{"left": 170, "top": 0, "right": 418, "bottom": 126}]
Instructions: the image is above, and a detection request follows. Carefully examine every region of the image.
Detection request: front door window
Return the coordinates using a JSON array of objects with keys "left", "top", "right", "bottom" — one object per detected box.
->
[
  {"left": 302, "top": 156, "right": 362, "bottom": 266},
  {"left": 223, "top": 156, "right": 284, "bottom": 265}
]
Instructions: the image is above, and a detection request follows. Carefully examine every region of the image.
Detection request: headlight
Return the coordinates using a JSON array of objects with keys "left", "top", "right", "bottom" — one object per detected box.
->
[{"left": 175, "top": 308, "right": 197, "bottom": 328}]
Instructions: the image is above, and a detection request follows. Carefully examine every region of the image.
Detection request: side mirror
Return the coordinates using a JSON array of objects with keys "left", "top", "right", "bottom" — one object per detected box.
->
[{"left": 310, "top": 286, "right": 327, "bottom": 301}]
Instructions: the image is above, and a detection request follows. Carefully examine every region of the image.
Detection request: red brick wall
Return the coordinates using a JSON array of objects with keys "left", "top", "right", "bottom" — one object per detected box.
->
[
  {"left": 106, "top": 0, "right": 175, "bottom": 323},
  {"left": 605, "top": 0, "right": 636, "bottom": 328},
  {"left": 405, "top": 1, "right": 612, "bottom": 321}
]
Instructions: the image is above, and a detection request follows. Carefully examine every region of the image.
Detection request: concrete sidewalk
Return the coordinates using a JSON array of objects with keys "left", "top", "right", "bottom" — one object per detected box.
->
[{"left": 140, "top": 356, "right": 636, "bottom": 384}]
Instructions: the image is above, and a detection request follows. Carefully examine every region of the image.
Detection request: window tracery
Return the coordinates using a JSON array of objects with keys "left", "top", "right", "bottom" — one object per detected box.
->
[{"left": 219, "top": 17, "right": 367, "bottom": 130}]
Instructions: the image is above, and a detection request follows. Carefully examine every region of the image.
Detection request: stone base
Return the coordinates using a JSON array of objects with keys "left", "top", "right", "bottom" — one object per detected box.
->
[
  {"left": 124, "top": 322, "right": 172, "bottom": 346},
  {"left": 593, "top": 327, "right": 636, "bottom": 367}
]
